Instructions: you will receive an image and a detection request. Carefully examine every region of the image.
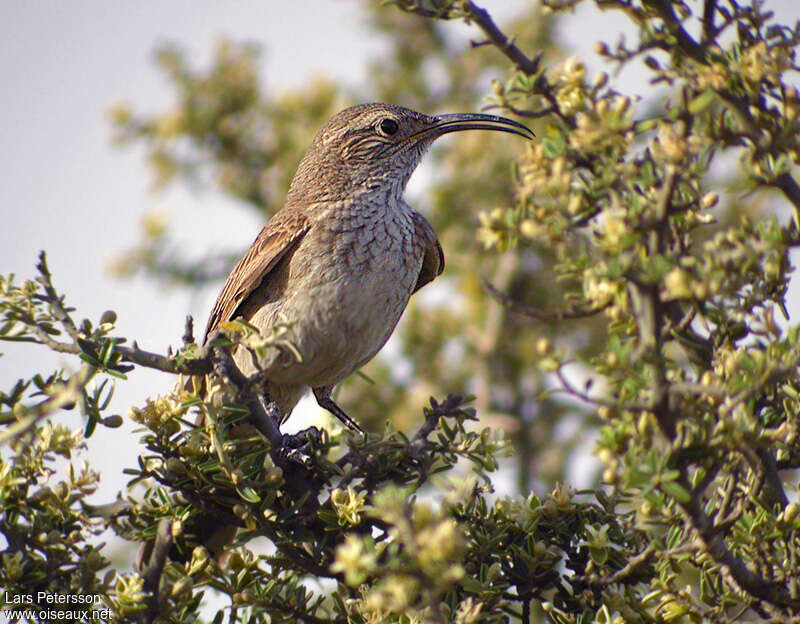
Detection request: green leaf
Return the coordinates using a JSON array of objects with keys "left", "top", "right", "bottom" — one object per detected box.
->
[
  {"left": 688, "top": 89, "right": 716, "bottom": 114},
  {"left": 237, "top": 485, "right": 261, "bottom": 503},
  {"left": 661, "top": 480, "right": 691, "bottom": 504},
  {"left": 634, "top": 117, "right": 658, "bottom": 133},
  {"left": 84, "top": 412, "right": 98, "bottom": 438}
]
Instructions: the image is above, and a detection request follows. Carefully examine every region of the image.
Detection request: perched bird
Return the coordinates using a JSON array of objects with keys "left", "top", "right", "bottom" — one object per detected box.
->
[{"left": 204, "top": 103, "right": 533, "bottom": 430}]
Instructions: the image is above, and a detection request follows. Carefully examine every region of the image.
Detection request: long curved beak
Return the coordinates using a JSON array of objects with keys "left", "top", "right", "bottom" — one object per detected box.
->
[{"left": 410, "top": 112, "right": 534, "bottom": 142}]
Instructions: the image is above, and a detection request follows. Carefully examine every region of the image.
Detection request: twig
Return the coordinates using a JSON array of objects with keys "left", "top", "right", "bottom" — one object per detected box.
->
[
  {"left": 483, "top": 280, "right": 609, "bottom": 321},
  {"left": 137, "top": 518, "right": 173, "bottom": 624},
  {"left": 391, "top": 1, "right": 459, "bottom": 20},
  {"left": 35, "top": 251, "right": 81, "bottom": 341},
  {"left": 483, "top": 101, "right": 556, "bottom": 120},
  {"left": 642, "top": 0, "right": 707, "bottom": 64},
  {"left": 20, "top": 251, "right": 215, "bottom": 376},
  {"left": 81, "top": 499, "right": 133, "bottom": 520},
  {"left": 554, "top": 368, "right": 651, "bottom": 412},
  {"left": 414, "top": 394, "right": 469, "bottom": 442},
  {"left": 464, "top": 1, "right": 541, "bottom": 75},
  {"left": 702, "top": 0, "right": 718, "bottom": 44},
  {"left": 210, "top": 345, "right": 283, "bottom": 449},
  {"left": 24, "top": 323, "right": 213, "bottom": 376},
  {"left": 773, "top": 172, "right": 800, "bottom": 231},
  {"left": 0, "top": 368, "right": 87, "bottom": 444},
  {"left": 585, "top": 542, "right": 656, "bottom": 586}
]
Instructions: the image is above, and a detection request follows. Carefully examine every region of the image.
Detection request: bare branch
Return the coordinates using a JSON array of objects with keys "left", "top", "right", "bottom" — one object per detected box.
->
[
  {"left": 464, "top": 1, "right": 541, "bottom": 75},
  {"left": 554, "top": 368, "right": 651, "bottom": 412},
  {"left": 27, "top": 329, "right": 214, "bottom": 376}
]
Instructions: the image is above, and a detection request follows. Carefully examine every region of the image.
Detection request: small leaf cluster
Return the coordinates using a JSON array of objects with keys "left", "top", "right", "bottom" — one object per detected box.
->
[
  {"left": 0, "top": 419, "right": 111, "bottom": 620},
  {"left": 0, "top": 256, "right": 133, "bottom": 441}
]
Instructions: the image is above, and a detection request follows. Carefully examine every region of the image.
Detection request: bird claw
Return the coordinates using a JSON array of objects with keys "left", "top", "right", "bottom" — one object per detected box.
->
[
  {"left": 279, "top": 427, "right": 323, "bottom": 467},
  {"left": 281, "top": 446, "right": 314, "bottom": 467}
]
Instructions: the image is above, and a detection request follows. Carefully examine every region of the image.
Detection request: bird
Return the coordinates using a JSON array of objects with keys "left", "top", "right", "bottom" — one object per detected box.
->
[{"left": 203, "top": 102, "right": 533, "bottom": 431}]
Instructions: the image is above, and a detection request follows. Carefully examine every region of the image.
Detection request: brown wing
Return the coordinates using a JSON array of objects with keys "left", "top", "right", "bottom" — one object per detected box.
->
[
  {"left": 411, "top": 211, "right": 444, "bottom": 294},
  {"left": 203, "top": 209, "right": 310, "bottom": 341}
]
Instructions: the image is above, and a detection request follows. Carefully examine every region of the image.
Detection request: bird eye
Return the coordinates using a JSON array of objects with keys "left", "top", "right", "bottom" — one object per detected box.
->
[{"left": 378, "top": 118, "right": 399, "bottom": 135}]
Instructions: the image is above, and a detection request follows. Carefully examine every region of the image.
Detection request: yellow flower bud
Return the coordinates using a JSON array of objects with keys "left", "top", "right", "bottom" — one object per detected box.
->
[
  {"left": 663, "top": 268, "right": 692, "bottom": 300},
  {"left": 535, "top": 337, "right": 551, "bottom": 355},
  {"left": 701, "top": 192, "right": 719, "bottom": 209},
  {"left": 784, "top": 502, "right": 799, "bottom": 523},
  {"left": 614, "top": 96, "right": 631, "bottom": 115},
  {"left": 594, "top": 42, "right": 609, "bottom": 56},
  {"left": 593, "top": 72, "right": 609, "bottom": 89},
  {"left": 170, "top": 576, "right": 193, "bottom": 598}
]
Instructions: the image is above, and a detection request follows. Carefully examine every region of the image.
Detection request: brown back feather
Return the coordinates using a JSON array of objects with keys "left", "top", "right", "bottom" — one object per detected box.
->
[{"left": 204, "top": 209, "right": 310, "bottom": 341}]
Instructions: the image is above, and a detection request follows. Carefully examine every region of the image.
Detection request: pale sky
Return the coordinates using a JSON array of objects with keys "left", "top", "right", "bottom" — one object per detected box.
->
[{"left": 1, "top": 0, "right": 798, "bottom": 505}]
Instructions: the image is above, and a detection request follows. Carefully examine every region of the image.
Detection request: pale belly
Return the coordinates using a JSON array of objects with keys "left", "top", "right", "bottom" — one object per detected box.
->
[{"left": 237, "top": 208, "right": 423, "bottom": 389}]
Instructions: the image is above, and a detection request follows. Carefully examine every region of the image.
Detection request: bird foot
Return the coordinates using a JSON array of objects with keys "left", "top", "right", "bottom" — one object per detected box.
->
[
  {"left": 278, "top": 427, "right": 323, "bottom": 467},
  {"left": 312, "top": 388, "right": 364, "bottom": 433}
]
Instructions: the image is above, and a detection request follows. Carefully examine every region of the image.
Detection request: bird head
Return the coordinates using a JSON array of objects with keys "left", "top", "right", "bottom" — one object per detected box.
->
[{"left": 286, "top": 103, "right": 533, "bottom": 204}]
